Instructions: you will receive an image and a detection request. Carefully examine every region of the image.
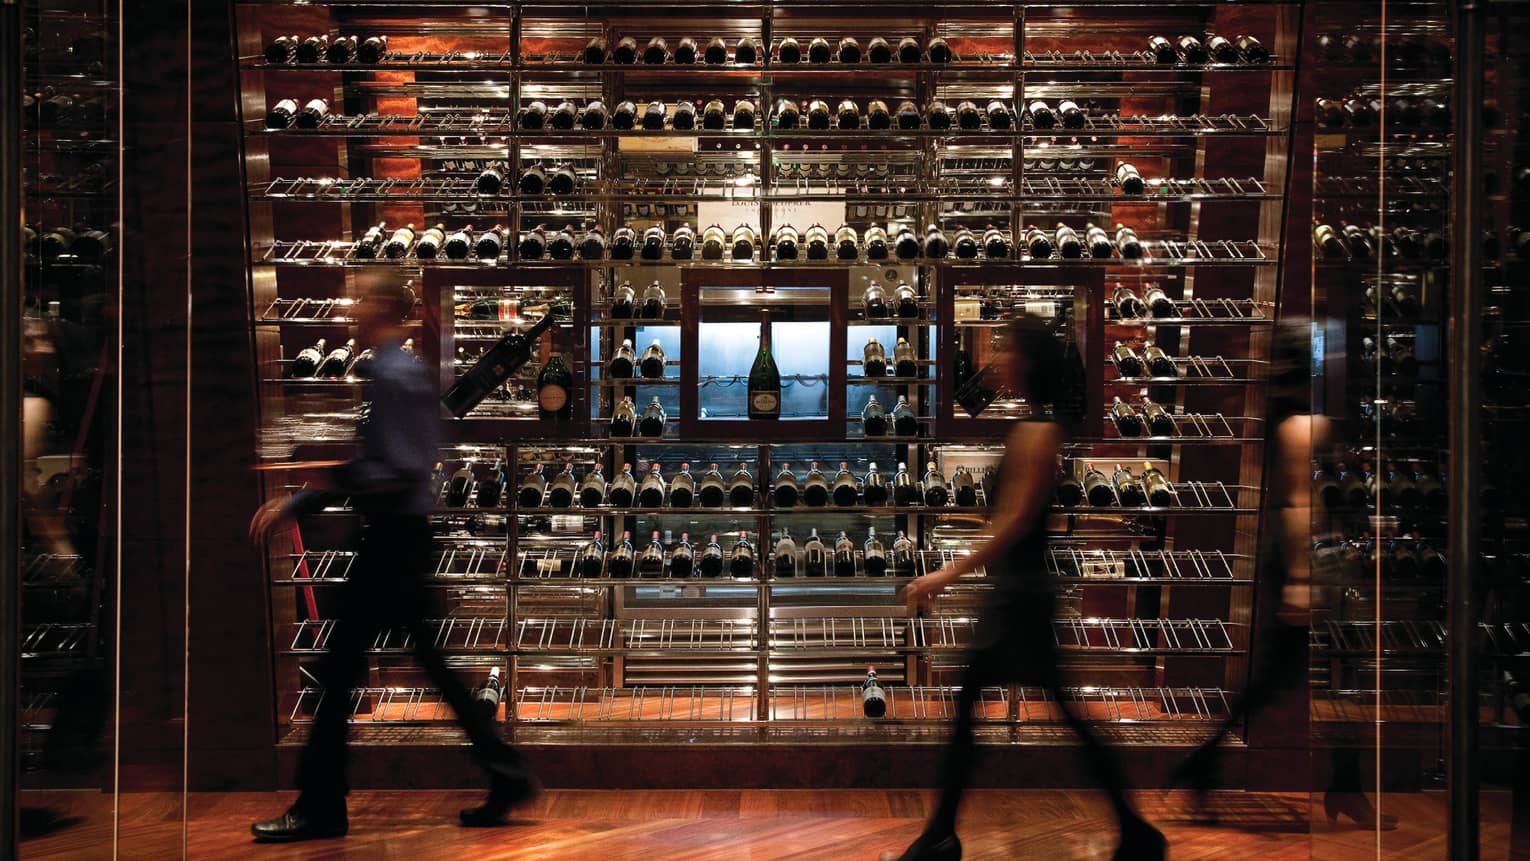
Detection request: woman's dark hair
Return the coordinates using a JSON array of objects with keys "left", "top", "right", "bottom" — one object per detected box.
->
[
  {"left": 1267, "top": 316, "right": 1311, "bottom": 427},
  {"left": 1004, "top": 313, "right": 1068, "bottom": 408}
]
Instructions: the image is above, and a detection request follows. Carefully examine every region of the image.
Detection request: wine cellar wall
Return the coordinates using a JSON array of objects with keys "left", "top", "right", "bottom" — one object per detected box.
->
[{"left": 237, "top": 1, "right": 1297, "bottom": 756}]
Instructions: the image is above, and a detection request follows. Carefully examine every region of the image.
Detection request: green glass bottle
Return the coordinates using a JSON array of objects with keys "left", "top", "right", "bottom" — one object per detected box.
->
[
  {"left": 748, "top": 312, "right": 781, "bottom": 419},
  {"left": 536, "top": 352, "right": 573, "bottom": 420}
]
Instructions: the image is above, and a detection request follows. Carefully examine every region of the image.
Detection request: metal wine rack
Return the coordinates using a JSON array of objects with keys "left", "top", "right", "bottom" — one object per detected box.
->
[{"left": 239, "top": 0, "right": 1296, "bottom": 746}]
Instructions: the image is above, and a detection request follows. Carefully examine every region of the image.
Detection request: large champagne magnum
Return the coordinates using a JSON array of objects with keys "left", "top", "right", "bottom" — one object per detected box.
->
[
  {"left": 537, "top": 353, "right": 573, "bottom": 419},
  {"left": 749, "top": 312, "right": 782, "bottom": 419},
  {"left": 442, "top": 313, "right": 555, "bottom": 417}
]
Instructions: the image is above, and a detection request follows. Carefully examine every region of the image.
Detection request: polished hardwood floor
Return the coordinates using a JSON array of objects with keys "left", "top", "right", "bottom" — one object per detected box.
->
[{"left": 15, "top": 788, "right": 1515, "bottom": 860}]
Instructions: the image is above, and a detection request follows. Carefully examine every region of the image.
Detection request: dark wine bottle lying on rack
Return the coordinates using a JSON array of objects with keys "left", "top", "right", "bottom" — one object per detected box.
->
[
  {"left": 777, "top": 37, "right": 801, "bottom": 63},
  {"left": 865, "top": 224, "right": 889, "bottom": 259},
  {"left": 1111, "top": 396, "right": 1144, "bottom": 437},
  {"left": 862, "top": 395, "right": 888, "bottom": 435},
  {"left": 1148, "top": 35, "right": 1176, "bottom": 64},
  {"left": 927, "top": 100, "right": 952, "bottom": 130},
  {"left": 356, "top": 35, "right": 387, "bottom": 63},
  {"left": 643, "top": 36, "right": 668, "bottom": 64},
  {"left": 296, "top": 34, "right": 327, "bottom": 64},
  {"left": 839, "top": 37, "right": 862, "bottom": 63},
  {"left": 265, "top": 35, "right": 298, "bottom": 64},
  {"left": 326, "top": 36, "right": 357, "bottom": 64},
  {"left": 578, "top": 532, "right": 605, "bottom": 577},
  {"left": 867, "top": 37, "right": 892, "bottom": 63},
  {"left": 802, "top": 462, "right": 830, "bottom": 507},
  {"left": 773, "top": 531, "right": 798, "bottom": 577},
  {"left": 441, "top": 313, "right": 556, "bottom": 417},
  {"left": 735, "top": 37, "right": 758, "bottom": 65},
  {"left": 1056, "top": 464, "right": 1084, "bottom": 506},
  {"left": 809, "top": 36, "right": 831, "bottom": 63},
  {"left": 1141, "top": 396, "right": 1175, "bottom": 436},
  {"left": 699, "top": 535, "right": 724, "bottom": 578},
  {"left": 673, "top": 37, "right": 698, "bottom": 64}
]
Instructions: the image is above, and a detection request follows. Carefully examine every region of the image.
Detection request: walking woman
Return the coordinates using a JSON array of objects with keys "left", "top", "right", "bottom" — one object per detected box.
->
[{"left": 886, "top": 315, "right": 1166, "bottom": 861}]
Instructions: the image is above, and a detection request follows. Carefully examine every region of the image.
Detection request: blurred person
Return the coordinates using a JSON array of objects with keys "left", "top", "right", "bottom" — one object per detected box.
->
[
  {"left": 22, "top": 312, "right": 75, "bottom": 558},
  {"left": 886, "top": 315, "right": 1166, "bottom": 861},
  {"left": 248, "top": 283, "right": 539, "bottom": 842},
  {"left": 1170, "top": 317, "right": 1394, "bottom": 829}
]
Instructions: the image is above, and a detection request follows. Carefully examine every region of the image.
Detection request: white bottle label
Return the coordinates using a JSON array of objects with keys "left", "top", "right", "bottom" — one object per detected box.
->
[{"left": 751, "top": 392, "right": 779, "bottom": 414}]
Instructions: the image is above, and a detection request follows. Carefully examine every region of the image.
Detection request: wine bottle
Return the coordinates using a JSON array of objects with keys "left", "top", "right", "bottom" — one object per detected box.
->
[
  {"left": 637, "top": 396, "right": 666, "bottom": 436},
  {"left": 773, "top": 224, "right": 800, "bottom": 260},
  {"left": 1113, "top": 464, "right": 1146, "bottom": 506},
  {"left": 612, "top": 36, "right": 638, "bottom": 64},
  {"left": 520, "top": 100, "right": 548, "bottom": 130},
  {"left": 548, "top": 226, "right": 578, "bottom": 258},
  {"left": 634, "top": 531, "right": 664, "bottom": 577},
  {"left": 637, "top": 339, "right": 667, "bottom": 380},
  {"left": 1027, "top": 99, "right": 1057, "bottom": 129},
  {"left": 829, "top": 461, "right": 860, "bottom": 507},
  {"left": 574, "top": 225, "right": 605, "bottom": 260},
  {"left": 569, "top": 100, "right": 605, "bottom": 132},
  {"left": 280, "top": 96, "right": 327, "bottom": 130},
  {"left": 1112, "top": 284, "right": 1146, "bottom": 318},
  {"left": 325, "top": 36, "right": 358, "bottom": 64},
  {"left": 296, "top": 34, "right": 328, "bottom": 63},
  {"left": 578, "top": 532, "right": 605, "bottom": 577},
  {"left": 748, "top": 312, "right": 782, "bottom": 419},
  {"left": 1147, "top": 35, "right": 1176, "bottom": 64},
  {"left": 921, "top": 462, "right": 949, "bottom": 507},
  {"left": 1143, "top": 342, "right": 1174, "bottom": 377},
  {"left": 534, "top": 353, "right": 574, "bottom": 421},
  {"left": 265, "top": 35, "right": 298, "bottom": 64},
  {"left": 1141, "top": 396, "right": 1175, "bottom": 436},
  {"left": 1111, "top": 396, "right": 1144, "bottom": 437},
  {"left": 727, "top": 463, "right": 755, "bottom": 507},
  {"left": 670, "top": 533, "right": 695, "bottom": 578},
  {"left": 768, "top": 529, "right": 798, "bottom": 578},
  {"left": 979, "top": 100, "right": 1011, "bottom": 131},
  {"left": 611, "top": 101, "right": 637, "bottom": 130},
  {"left": 892, "top": 462, "right": 918, "bottom": 506},
  {"left": 315, "top": 338, "right": 355, "bottom": 378},
  {"left": 641, "top": 225, "right": 666, "bottom": 260},
  {"left": 951, "top": 466, "right": 977, "bottom": 507},
  {"left": 1112, "top": 341, "right": 1143, "bottom": 377},
  {"left": 696, "top": 534, "right": 723, "bottom": 578},
  {"left": 702, "top": 98, "right": 727, "bottom": 130},
  {"left": 928, "top": 37, "right": 952, "bottom": 63},
  {"left": 642, "top": 100, "right": 667, "bottom": 130},
  {"left": 927, "top": 100, "right": 952, "bottom": 129},
  {"left": 735, "top": 37, "right": 758, "bottom": 65},
  {"left": 410, "top": 223, "right": 446, "bottom": 260},
  {"left": 441, "top": 314, "right": 557, "bottom": 417},
  {"left": 608, "top": 531, "right": 636, "bottom": 578},
  {"left": 949, "top": 226, "right": 979, "bottom": 259},
  {"left": 777, "top": 37, "right": 802, "bottom": 63},
  {"left": 1054, "top": 224, "right": 1083, "bottom": 259},
  {"left": 639, "top": 279, "right": 668, "bottom": 318},
  {"left": 1141, "top": 462, "right": 1176, "bottom": 507},
  {"left": 610, "top": 396, "right": 637, "bottom": 436},
  {"left": 1207, "top": 34, "right": 1238, "bottom": 64},
  {"left": 699, "top": 463, "right": 726, "bottom": 507},
  {"left": 596, "top": 463, "right": 632, "bottom": 509},
  {"left": 1141, "top": 284, "right": 1175, "bottom": 319},
  {"left": 672, "top": 100, "right": 697, "bottom": 131},
  {"left": 861, "top": 339, "right": 888, "bottom": 378},
  {"left": 806, "top": 98, "right": 831, "bottom": 129},
  {"left": 803, "top": 529, "right": 828, "bottom": 577},
  {"left": 1237, "top": 34, "right": 1269, "bottom": 64},
  {"left": 1025, "top": 226, "right": 1055, "bottom": 259},
  {"left": 642, "top": 36, "right": 668, "bottom": 64},
  {"left": 923, "top": 225, "right": 949, "bottom": 259},
  {"left": 674, "top": 36, "right": 700, "bottom": 64},
  {"left": 896, "top": 36, "right": 922, "bottom": 63},
  {"left": 801, "top": 462, "right": 830, "bottom": 507},
  {"left": 473, "top": 667, "right": 503, "bottom": 719},
  {"left": 808, "top": 36, "right": 832, "bottom": 63},
  {"left": 1115, "top": 224, "right": 1143, "bottom": 259},
  {"left": 1115, "top": 162, "right": 1145, "bottom": 194},
  {"left": 445, "top": 461, "right": 475, "bottom": 507},
  {"left": 982, "top": 226, "right": 1011, "bottom": 259},
  {"left": 1055, "top": 463, "right": 1084, "bottom": 507},
  {"left": 474, "top": 226, "right": 506, "bottom": 260},
  {"left": 859, "top": 394, "right": 890, "bottom": 437},
  {"left": 607, "top": 338, "right": 638, "bottom": 382},
  {"left": 730, "top": 532, "right": 757, "bottom": 577},
  {"left": 951, "top": 100, "right": 978, "bottom": 130},
  {"left": 832, "top": 531, "right": 856, "bottom": 577},
  {"left": 896, "top": 100, "right": 922, "bottom": 130},
  {"left": 355, "top": 35, "right": 387, "bottom": 63},
  {"left": 629, "top": 462, "right": 665, "bottom": 509},
  {"left": 726, "top": 99, "right": 756, "bottom": 130},
  {"left": 1083, "top": 463, "right": 1115, "bottom": 506},
  {"left": 381, "top": 223, "right": 416, "bottom": 259},
  {"left": 764, "top": 463, "right": 798, "bottom": 508},
  {"left": 858, "top": 667, "right": 888, "bottom": 717},
  {"left": 865, "top": 224, "right": 890, "bottom": 259},
  {"left": 795, "top": 223, "right": 828, "bottom": 260},
  {"left": 518, "top": 226, "right": 547, "bottom": 259},
  {"left": 289, "top": 338, "right": 326, "bottom": 378},
  {"left": 1086, "top": 223, "right": 1113, "bottom": 258},
  {"left": 582, "top": 37, "right": 608, "bottom": 64},
  {"left": 731, "top": 224, "right": 757, "bottom": 260},
  {"left": 893, "top": 338, "right": 917, "bottom": 378},
  {"left": 894, "top": 226, "right": 921, "bottom": 260},
  {"left": 887, "top": 530, "right": 915, "bottom": 575},
  {"left": 1053, "top": 99, "right": 1084, "bottom": 130},
  {"left": 442, "top": 225, "right": 474, "bottom": 260},
  {"left": 568, "top": 464, "right": 603, "bottom": 509},
  {"left": 1177, "top": 34, "right": 1208, "bottom": 63}
]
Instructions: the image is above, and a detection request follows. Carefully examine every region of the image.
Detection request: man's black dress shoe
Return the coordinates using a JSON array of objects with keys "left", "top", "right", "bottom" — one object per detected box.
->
[
  {"left": 459, "top": 773, "right": 543, "bottom": 827},
  {"left": 250, "top": 806, "right": 348, "bottom": 842},
  {"left": 880, "top": 831, "right": 961, "bottom": 861}
]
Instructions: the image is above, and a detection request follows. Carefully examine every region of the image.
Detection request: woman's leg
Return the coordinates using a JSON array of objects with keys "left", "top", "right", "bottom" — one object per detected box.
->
[{"left": 926, "top": 649, "right": 998, "bottom": 838}]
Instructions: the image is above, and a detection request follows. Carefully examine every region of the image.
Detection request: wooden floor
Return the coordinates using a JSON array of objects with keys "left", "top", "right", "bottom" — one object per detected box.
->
[{"left": 15, "top": 787, "right": 1514, "bottom": 860}]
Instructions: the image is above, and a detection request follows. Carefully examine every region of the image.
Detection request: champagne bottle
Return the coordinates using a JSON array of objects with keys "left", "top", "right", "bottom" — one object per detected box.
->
[
  {"left": 1083, "top": 463, "right": 1116, "bottom": 506},
  {"left": 809, "top": 36, "right": 832, "bottom": 63},
  {"left": 861, "top": 464, "right": 889, "bottom": 506},
  {"left": 922, "top": 462, "right": 949, "bottom": 506},
  {"left": 777, "top": 37, "right": 802, "bottom": 63},
  {"left": 582, "top": 37, "right": 608, "bottom": 64},
  {"left": 863, "top": 339, "right": 888, "bottom": 377},
  {"left": 672, "top": 533, "right": 695, "bottom": 578},
  {"left": 637, "top": 396, "right": 667, "bottom": 436},
  {"left": 293, "top": 34, "right": 328, "bottom": 63},
  {"left": 867, "top": 100, "right": 892, "bottom": 130},
  {"left": 701, "top": 224, "right": 727, "bottom": 259},
  {"left": 832, "top": 461, "right": 860, "bottom": 507},
  {"left": 837, "top": 36, "right": 862, "bottom": 63},
  {"left": 578, "top": 532, "right": 605, "bottom": 577},
  {"left": 643, "top": 36, "right": 668, "bottom": 64},
  {"left": 894, "top": 225, "right": 921, "bottom": 259},
  {"left": 862, "top": 667, "right": 887, "bottom": 717},
  {"left": 892, "top": 394, "right": 918, "bottom": 436},
  {"left": 639, "top": 463, "right": 667, "bottom": 507},
  {"left": 774, "top": 529, "right": 799, "bottom": 578},
  {"left": 1112, "top": 284, "right": 1146, "bottom": 318},
  {"left": 891, "top": 531, "right": 916, "bottom": 574},
  {"left": 726, "top": 98, "right": 754, "bottom": 129},
  {"left": 1148, "top": 35, "right": 1176, "bottom": 64},
  {"left": 1143, "top": 342, "right": 1174, "bottom": 377},
  {"left": 928, "top": 36, "right": 953, "bottom": 63},
  {"left": 550, "top": 100, "right": 578, "bottom": 130},
  {"left": 608, "top": 338, "right": 636, "bottom": 378},
  {"left": 806, "top": 98, "right": 831, "bottom": 129},
  {"left": 730, "top": 532, "right": 756, "bottom": 577},
  {"left": 537, "top": 353, "right": 573, "bottom": 420},
  {"left": 833, "top": 531, "right": 857, "bottom": 576},
  {"left": 1112, "top": 341, "right": 1144, "bottom": 377},
  {"left": 836, "top": 98, "right": 860, "bottom": 130},
  {"left": 356, "top": 35, "right": 387, "bottom": 63},
  {"left": 638, "top": 279, "right": 668, "bottom": 318},
  {"left": 641, "top": 225, "right": 666, "bottom": 260},
  {"left": 317, "top": 338, "right": 355, "bottom": 377},
  {"left": 1086, "top": 223, "right": 1113, "bottom": 258},
  {"left": 699, "top": 463, "right": 726, "bottom": 507},
  {"left": 579, "top": 465, "right": 607, "bottom": 507},
  {"left": 862, "top": 281, "right": 889, "bottom": 318},
  {"left": 1177, "top": 34, "right": 1208, "bottom": 63},
  {"left": 703, "top": 98, "right": 727, "bottom": 130},
  {"left": 441, "top": 313, "right": 557, "bottom": 417},
  {"left": 893, "top": 339, "right": 917, "bottom": 378},
  {"left": 805, "top": 224, "right": 830, "bottom": 259},
  {"left": 639, "top": 339, "right": 666, "bottom": 379},
  {"left": 803, "top": 529, "right": 829, "bottom": 577},
  {"left": 547, "top": 462, "right": 577, "bottom": 508},
  {"left": 324, "top": 34, "right": 357, "bottom": 63},
  {"left": 518, "top": 463, "right": 548, "bottom": 508},
  {"left": 609, "top": 280, "right": 636, "bottom": 319},
  {"left": 1141, "top": 462, "right": 1176, "bottom": 507},
  {"left": 951, "top": 466, "right": 977, "bottom": 507},
  {"left": 474, "top": 667, "right": 503, "bottom": 719},
  {"left": 893, "top": 462, "right": 919, "bottom": 506},
  {"left": 608, "top": 531, "right": 636, "bottom": 578},
  {"left": 1208, "top": 34, "right": 1238, "bottom": 63},
  {"left": 265, "top": 35, "right": 298, "bottom": 64},
  {"left": 673, "top": 36, "right": 699, "bottom": 64},
  {"left": 1113, "top": 464, "right": 1145, "bottom": 506},
  {"left": 769, "top": 462, "right": 799, "bottom": 507},
  {"left": 520, "top": 100, "right": 548, "bottom": 130},
  {"left": 773, "top": 224, "right": 800, "bottom": 260},
  {"left": 445, "top": 461, "right": 475, "bottom": 507},
  {"left": 896, "top": 100, "right": 922, "bottom": 129},
  {"left": 775, "top": 98, "right": 801, "bottom": 128},
  {"left": 699, "top": 534, "right": 724, "bottom": 577},
  {"left": 731, "top": 224, "right": 757, "bottom": 260},
  {"left": 728, "top": 463, "right": 755, "bottom": 507},
  {"left": 610, "top": 396, "right": 637, "bottom": 436},
  {"left": 862, "top": 395, "right": 889, "bottom": 436},
  {"left": 748, "top": 312, "right": 781, "bottom": 419},
  {"left": 803, "top": 461, "right": 830, "bottom": 507},
  {"left": 611, "top": 101, "right": 637, "bottom": 130},
  {"left": 1111, "top": 396, "right": 1144, "bottom": 437},
  {"left": 610, "top": 36, "right": 638, "bottom": 64},
  {"left": 735, "top": 37, "right": 758, "bottom": 65},
  {"left": 983, "top": 226, "right": 1011, "bottom": 258},
  {"left": 1141, "top": 396, "right": 1175, "bottom": 436},
  {"left": 865, "top": 224, "right": 890, "bottom": 259},
  {"left": 639, "top": 531, "right": 666, "bottom": 577},
  {"left": 580, "top": 100, "right": 608, "bottom": 130}
]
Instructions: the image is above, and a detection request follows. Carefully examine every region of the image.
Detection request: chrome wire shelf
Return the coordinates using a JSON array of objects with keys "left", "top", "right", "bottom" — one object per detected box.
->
[
  {"left": 770, "top": 617, "right": 910, "bottom": 652},
  {"left": 1051, "top": 617, "right": 1239, "bottom": 653},
  {"left": 514, "top": 685, "right": 756, "bottom": 723},
  {"left": 1104, "top": 297, "right": 1272, "bottom": 325},
  {"left": 770, "top": 685, "right": 1008, "bottom": 721},
  {"left": 516, "top": 618, "right": 758, "bottom": 654},
  {"left": 1045, "top": 548, "right": 1247, "bottom": 583},
  {"left": 1096, "top": 413, "right": 1245, "bottom": 442},
  {"left": 278, "top": 543, "right": 507, "bottom": 584},
  {"left": 765, "top": 684, "right": 1228, "bottom": 723},
  {"left": 290, "top": 686, "right": 459, "bottom": 724},
  {"left": 1058, "top": 480, "right": 1252, "bottom": 514},
  {"left": 1022, "top": 113, "right": 1280, "bottom": 137},
  {"left": 21, "top": 623, "right": 94, "bottom": 658},
  {"left": 1104, "top": 354, "right": 1261, "bottom": 385},
  {"left": 286, "top": 617, "right": 507, "bottom": 654},
  {"left": 22, "top": 554, "right": 90, "bottom": 587}
]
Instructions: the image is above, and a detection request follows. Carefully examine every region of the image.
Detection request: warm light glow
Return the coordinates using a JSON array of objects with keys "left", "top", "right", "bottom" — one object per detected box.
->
[{"left": 989, "top": 176, "right": 1005, "bottom": 187}]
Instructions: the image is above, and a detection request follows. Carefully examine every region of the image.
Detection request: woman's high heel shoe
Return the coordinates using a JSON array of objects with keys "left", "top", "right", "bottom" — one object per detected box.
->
[
  {"left": 1113, "top": 819, "right": 1168, "bottom": 861},
  {"left": 880, "top": 832, "right": 962, "bottom": 861},
  {"left": 1323, "top": 791, "right": 1399, "bottom": 831}
]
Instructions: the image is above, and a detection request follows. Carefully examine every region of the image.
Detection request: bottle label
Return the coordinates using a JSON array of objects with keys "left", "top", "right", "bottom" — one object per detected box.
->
[
  {"left": 751, "top": 392, "right": 779, "bottom": 414},
  {"left": 539, "top": 385, "right": 568, "bottom": 411}
]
